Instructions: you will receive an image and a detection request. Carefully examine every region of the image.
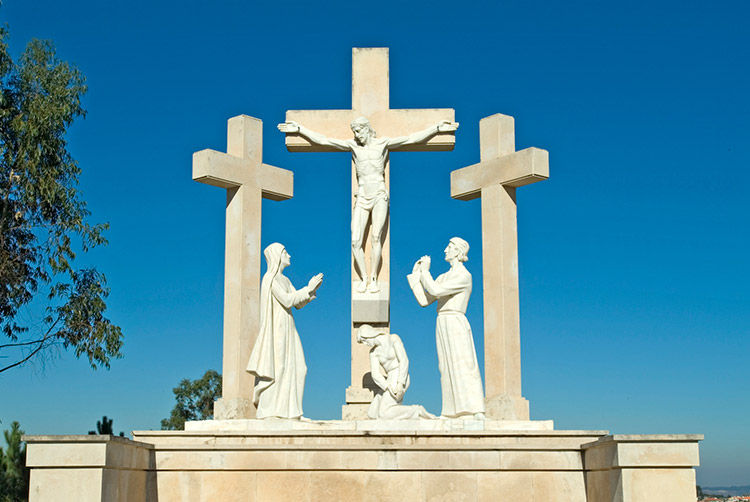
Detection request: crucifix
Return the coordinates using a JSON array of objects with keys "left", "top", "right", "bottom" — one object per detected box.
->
[
  {"left": 450, "top": 113, "right": 548, "bottom": 420},
  {"left": 193, "top": 115, "right": 293, "bottom": 419},
  {"left": 279, "top": 48, "right": 456, "bottom": 419}
]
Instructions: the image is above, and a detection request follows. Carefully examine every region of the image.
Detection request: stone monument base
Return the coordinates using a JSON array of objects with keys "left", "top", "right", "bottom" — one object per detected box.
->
[{"left": 24, "top": 422, "right": 701, "bottom": 502}]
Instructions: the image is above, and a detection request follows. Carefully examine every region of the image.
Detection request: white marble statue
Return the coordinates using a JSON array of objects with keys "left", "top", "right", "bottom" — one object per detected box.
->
[
  {"left": 278, "top": 117, "right": 458, "bottom": 294},
  {"left": 407, "top": 237, "right": 485, "bottom": 419},
  {"left": 357, "top": 324, "right": 435, "bottom": 420},
  {"left": 246, "top": 243, "right": 323, "bottom": 419}
]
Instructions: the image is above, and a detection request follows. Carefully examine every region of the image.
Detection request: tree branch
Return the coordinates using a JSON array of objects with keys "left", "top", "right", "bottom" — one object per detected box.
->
[
  {"left": 0, "top": 317, "right": 60, "bottom": 372},
  {"left": 0, "top": 338, "right": 47, "bottom": 349}
]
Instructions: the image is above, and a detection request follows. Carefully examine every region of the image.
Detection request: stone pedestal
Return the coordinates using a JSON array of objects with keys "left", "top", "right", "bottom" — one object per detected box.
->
[
  {"left": 213, "top": 397, "right": 255, "bottom": 420},
  {"left": 485, "top": 394, "right": 530, "bottom": 421},
  {"left": 24, "top": 427, "right": 702, "bottom": 502},
  {"left": 24, "top": 435, "right": 152, "bottom": 502},
  {"left": 582, "top": 435, "right": 702, "bottom": 502}
]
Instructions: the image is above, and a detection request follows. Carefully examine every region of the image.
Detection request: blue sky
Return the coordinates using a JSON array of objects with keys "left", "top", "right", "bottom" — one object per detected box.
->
[{"left": 2, "top": 0, "right": 748, "bottom": 487}]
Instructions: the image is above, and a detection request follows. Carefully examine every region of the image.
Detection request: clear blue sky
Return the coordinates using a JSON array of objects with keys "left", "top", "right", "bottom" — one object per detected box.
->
[{"left": 2, "top": 0, "right": 748, "bottom": 487}]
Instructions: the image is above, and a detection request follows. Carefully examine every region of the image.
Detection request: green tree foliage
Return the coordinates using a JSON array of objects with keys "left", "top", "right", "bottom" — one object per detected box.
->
[
  {"left": 87, "top": 415, "right": 123, "bottom": 437},
  {"left": 0, "top": 421, "right": 29, "bottom": 502},
  {"left": 0, "top": 21, "right": 122, "bottom": 372},
  {"left": 161, "top": 370, "right": 222, "bottom": 430}
]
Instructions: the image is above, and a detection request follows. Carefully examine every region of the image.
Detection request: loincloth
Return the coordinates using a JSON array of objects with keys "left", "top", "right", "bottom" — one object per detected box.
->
[{"left": 354, "top": 189, "right": 388, "bottom": 211}]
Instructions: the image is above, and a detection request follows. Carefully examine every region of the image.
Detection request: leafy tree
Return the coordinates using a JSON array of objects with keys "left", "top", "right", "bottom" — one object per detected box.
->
[
  {"left": 161, "top": 370, "right": 222, "bottom": 430},
  {"left": 0, "top": 421, "right": 29, "bottom": 502},
  {"left": 87, "top": 415, "right": 123, "bottom": 437},
  {"left": 0, "top": 19, "right": 122, "bottom": 372}
]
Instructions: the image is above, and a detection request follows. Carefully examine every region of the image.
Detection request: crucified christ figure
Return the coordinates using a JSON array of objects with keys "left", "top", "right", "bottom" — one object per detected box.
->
[{"left": 278, "top": 117, "right": 458, "bottom": 293}]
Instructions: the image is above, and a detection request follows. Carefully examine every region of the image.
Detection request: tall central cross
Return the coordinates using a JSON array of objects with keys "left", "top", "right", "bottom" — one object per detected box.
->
[
  {"left": 282, "top": 48, "right": 455, "bottom": 419},
  {"left": 451, "top": 113, "right": 548, "bottom": 420},
  {"left": 193, "top": 115, "right": 293, "bottom": 419}
]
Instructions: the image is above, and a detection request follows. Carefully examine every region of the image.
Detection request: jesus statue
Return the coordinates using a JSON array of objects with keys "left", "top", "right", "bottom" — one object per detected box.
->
[{"left": 279, "top": 117, "right": 458, "bottom": 293}]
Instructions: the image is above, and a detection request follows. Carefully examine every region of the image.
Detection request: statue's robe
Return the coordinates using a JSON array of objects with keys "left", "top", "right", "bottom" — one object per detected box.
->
[
  {"left": 408, "top": 265, "right": 485, "bottom": 417},
  {"left": 247, "top": 274, "right": 312, "bottom": 419}
]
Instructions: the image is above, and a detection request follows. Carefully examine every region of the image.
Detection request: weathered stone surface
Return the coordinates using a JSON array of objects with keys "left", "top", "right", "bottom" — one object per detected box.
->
[
  {"left": 183, "top": 418, "right": 554, "bottom": 432},
  {"left": 24, "top": 435, "right": 153, "bottom": 502},
  {"left": 24, "top": 431, "right": 702, "bottom": 501},
  {"left": 582, "top": 434, "right": 703, "bottom": 502}
]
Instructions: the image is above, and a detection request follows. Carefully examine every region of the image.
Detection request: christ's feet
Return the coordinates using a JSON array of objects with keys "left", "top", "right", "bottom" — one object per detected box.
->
[
  {"left": 367, "top": 279, "right": 380, "bottom": 293},
  {"left": 356, "top": 280, "right": 367, "bottom": 293}
]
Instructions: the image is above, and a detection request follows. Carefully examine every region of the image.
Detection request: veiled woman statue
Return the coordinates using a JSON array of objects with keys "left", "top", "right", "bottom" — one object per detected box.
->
[
  {"left": 246, "top": 243, "right": 323, "bottom": 419},
  {"left": 357, "top": 324, "right": 435, "bottom": 420},
  {"left": 407, "top": 237, "right": 485, "bottom": 419}
]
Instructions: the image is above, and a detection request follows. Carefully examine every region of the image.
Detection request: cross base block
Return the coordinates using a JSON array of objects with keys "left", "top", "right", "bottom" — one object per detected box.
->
[
  {"left": 485, "top": 394, "right": 530, "bottom": 421},
  {"left": 214, "top": 397, "right": 255, "bottom": 420}
]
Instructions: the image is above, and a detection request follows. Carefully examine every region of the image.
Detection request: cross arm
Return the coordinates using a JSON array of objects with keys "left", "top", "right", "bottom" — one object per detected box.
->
[
  {"left": 193, "top": 149, "right": 244, "bottom": 188},
  {"left": 451, "top": 147, "right": 549, "bottom": 201},
  {"left": 284, "top": 110, "right": 357, "bottom": 152},
  {"left": 257, "top": 163, "right": 293, "bottom": 201},
  {"left": 283, "top": 108, "right": 457, "bottom": 152},
  {"left": 193, "top": 149, "right": 293, "bottom": 200},
  {"left": 379, "top": 109, "right": 456, "bottom": 152}
]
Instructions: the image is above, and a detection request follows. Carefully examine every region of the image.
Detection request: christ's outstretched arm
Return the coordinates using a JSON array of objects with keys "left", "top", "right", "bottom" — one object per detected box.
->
[
  {"left": 386, "top": 120, "right": 458, "bottom": 149},
  {"left": 278, "top": 121, "right": 351, "bottom": 151}
]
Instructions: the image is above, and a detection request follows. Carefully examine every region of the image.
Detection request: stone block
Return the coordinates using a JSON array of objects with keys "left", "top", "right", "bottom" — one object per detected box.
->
[
  {"left": 532, "top": 471, "right": 587, "bottom": 502},
  {"left": 345, "top": 386, "right": 375, "bottom": 403},
  {"left": 256, "top": 472, "right": 311, "bottom": 502},
  {"left": 309, "top": 471, "right": 366, "bottom": 501},
  {"left": 342, "top": 403, "right": 370, "bottom": 420},
  {"left": 617, "top": 441, "right": 700, "bottom": 467},
  {"left": 584, "top": 470, "right": 620, "bottom": 502},
  {"left": 197, "top": 472, "right": 257, "bottom": 502},
  {"left": 185, "top": 418, "right": 554, "bottom": 434},
  {"left": 102, "top": 468, "right": 149, "bottom": 502},
  {"left": 422, "top": 471, "right": 478, "bottom": 501},
  {"left": 364, "top": 472, "right": 423, "bottom": 502},
  {"left": 582, "top": 434, "right": 702, "bottom": 470},
  {"left": 26, "top": 441, "right": 107, "bottom": 467},
  {"left": 477, "top": 472, "right": 534, "bottom": 501},
  {"left": 500, "top": 450, "right": 582, "bottom": 470},
  {"left": 582, "top": 434, "right": 703, "bottom": 502},
  {"left": 29, "top": 468, "right": 103, "bottom": 502},
  {"left": 485, "top": 394, "right": 530, "bottom": 421},
  {"left": 214, "top": 395, "right": 255, "bottom": 420},
  {"left": 25, "top": 436, "right": 153, "bottom": 502},
  {"left": 352, "top": 287, "right": 389, "bottom": 322},
  {"left": 623, "top": 468, "right": 697, "bottom": 502}
]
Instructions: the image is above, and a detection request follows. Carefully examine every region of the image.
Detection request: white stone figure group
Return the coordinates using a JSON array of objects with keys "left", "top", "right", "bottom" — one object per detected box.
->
[
  {"left": 407, "top": 237, "right": 485, "bottom": 419},
  {"left": 245, "top": 236, "right": 485, "bottom": 421},
  {"left": 246, "top": 117, "right": 484, "bottom": 422},
  {"left": 278, "top": 117, "right": 458, "bottom": 294},
  {"left": 357, "top": 324, "right": 434, "bottom": 420},
  {"left": 246, "top": 243, "right": 323, "bottom": 419}
]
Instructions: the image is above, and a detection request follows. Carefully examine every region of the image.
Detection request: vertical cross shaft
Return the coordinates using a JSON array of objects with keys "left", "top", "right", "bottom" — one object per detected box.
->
[
  {"left": 282, "top": 48, "right": 455, "bottom": 419},
  {"left": 451, "top": 113, "right": 548, "bottom": 420},
  {"left": 193, "top": 115, "right": 293, "bottom": 419},
  {"left": 480, "top": 116, "right": 521, "bottom": 406}
]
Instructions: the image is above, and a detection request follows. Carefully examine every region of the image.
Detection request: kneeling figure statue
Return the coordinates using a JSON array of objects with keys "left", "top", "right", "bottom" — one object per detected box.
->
[{"left": 358, "top": 324, "right": 434, "bottom": 420}]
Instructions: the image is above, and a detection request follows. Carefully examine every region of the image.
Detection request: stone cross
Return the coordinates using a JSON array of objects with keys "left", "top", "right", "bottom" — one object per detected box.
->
[
  {"left": 282, "top": 48, "right": 455, "bottom": 419},
  {"left": 450, "top": 113, "right": 548, "bottom": 420},
  {"left": 193, "top": 115, "right": 293, "bottom": 419}
]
